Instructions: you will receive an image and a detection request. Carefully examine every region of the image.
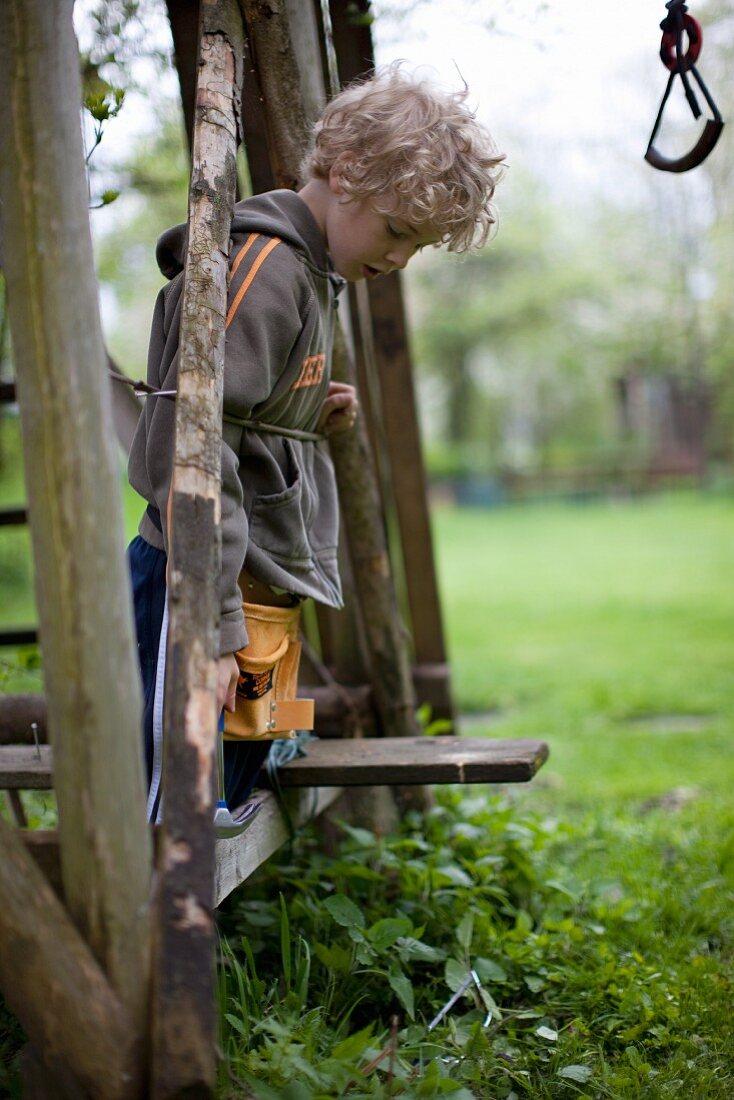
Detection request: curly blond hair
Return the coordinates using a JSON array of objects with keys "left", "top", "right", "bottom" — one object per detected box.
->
[{"left": 303, "top": 64, "right": 506, "bottom": 253}]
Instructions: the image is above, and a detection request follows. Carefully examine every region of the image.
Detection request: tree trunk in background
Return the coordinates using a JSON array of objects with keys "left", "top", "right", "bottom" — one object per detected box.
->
[{"left": 0, "top": 4, "right": 152, "bottom": 1090}]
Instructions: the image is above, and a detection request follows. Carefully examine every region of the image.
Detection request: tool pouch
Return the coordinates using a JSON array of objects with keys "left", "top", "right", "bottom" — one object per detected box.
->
[{"left": 223, "top": 602, "right": 314, "bottom": 741}]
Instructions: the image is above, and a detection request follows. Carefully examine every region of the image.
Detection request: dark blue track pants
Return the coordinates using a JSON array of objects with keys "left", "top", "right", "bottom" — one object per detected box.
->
[{"left": 127, "top": 535, "right": 270, "bottom": 818}]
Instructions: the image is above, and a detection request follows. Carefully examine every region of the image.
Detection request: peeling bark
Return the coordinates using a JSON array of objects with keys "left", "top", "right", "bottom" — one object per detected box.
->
[{"left": 150, "top": 3, "right": 245, "bottom": 1097}]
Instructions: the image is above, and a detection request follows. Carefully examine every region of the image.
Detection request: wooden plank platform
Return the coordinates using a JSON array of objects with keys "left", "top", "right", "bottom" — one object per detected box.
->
[
  {"left": 0, "top": 737, "right": 548, "bottom": 791},
  {"left": 275, "top": 736, "right": 549, "bottom": 786},
  {"left": 6, "top": 738, "right": 549, "bottom": 906}
]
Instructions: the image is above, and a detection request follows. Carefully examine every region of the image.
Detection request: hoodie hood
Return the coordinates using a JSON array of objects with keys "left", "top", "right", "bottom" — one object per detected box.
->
[{"left": 155, "top": 189, "right": 332, "bottom": 281}]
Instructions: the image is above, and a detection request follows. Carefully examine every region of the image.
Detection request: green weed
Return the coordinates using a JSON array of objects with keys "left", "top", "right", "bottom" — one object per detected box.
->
[{"left": 216, "top": 787, "right": 733, "bottom": 1098}]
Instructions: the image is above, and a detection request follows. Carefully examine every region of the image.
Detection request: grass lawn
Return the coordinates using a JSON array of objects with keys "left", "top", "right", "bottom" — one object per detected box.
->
[
  {"left": 426, "top": 494, "right": 734, "bottom": 1096},
  {"left": 1, "top": 461, "right": 732, "bottom": 1096},
  {"left": 435, "top": 494, "right": 734, "bottom": 804}
]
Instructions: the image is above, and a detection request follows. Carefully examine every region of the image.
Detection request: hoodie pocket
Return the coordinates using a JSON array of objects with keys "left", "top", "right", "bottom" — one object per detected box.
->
[{"left": 248, "top": 441, "right": 314, "bottom": 567}]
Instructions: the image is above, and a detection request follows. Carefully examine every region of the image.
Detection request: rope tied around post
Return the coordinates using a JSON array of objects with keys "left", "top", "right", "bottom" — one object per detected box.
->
[{"left": 645, "top": 0, "right": 724, "bottom": 172}]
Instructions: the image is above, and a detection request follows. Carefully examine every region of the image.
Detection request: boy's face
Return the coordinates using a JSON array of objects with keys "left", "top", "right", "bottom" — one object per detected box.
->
[{"left": 325, "top": 170, "right": 441, "bottom": 282}]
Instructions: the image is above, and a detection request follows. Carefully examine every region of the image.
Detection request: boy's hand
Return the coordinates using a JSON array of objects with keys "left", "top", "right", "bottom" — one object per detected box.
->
[
  {"left": 318, "top": 381, "right": 358, "bottom": 435},
  {"left": 218, "top": 653, "right": 239, "bottom": 714}
]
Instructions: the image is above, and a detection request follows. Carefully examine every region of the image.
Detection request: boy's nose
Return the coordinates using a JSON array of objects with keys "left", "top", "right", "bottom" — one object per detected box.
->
[{"left": 385, "top": 242, "right": 415, "bottom": 271}]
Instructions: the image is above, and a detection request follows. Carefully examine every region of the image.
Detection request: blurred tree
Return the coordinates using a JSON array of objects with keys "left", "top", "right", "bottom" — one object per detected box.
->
[
  {"left": 409, "top": 170, "right": 619, "bottom": 476},
  {"left": 93, "top": 110, "right": 189, "bottom": 373},
  {"left": 408, "top": 20, "right": 734, "bottom": 488}
]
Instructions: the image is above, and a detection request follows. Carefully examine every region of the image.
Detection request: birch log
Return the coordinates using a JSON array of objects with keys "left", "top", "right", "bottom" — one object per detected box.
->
[
  {"left": 0, "top": 0, "right": 151, "bottom": 1066},
  {"left": 151, "top": 2, "right": 244, "bottom": 1096}
]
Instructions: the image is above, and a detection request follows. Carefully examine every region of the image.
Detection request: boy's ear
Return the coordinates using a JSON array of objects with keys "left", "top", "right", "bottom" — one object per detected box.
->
[
  {"left": 328, "top": 154, "right": 354, "bottom": 195},
  {"left": 327, "top": 164, "right": 344, "bottom": 195}
]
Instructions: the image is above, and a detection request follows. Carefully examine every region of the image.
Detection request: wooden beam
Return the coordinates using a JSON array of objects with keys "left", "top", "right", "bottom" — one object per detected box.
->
[
  {"left": 328, "top": 333, "right": 421, "bottom": 739},
  {"left": 0, "top": 694, "right": 47, "bottom": 744},
  {"left": 367, "top": 273, "right": 451, "bottom": 670},
  {"left": 214, "top": 785, "right": 342, "bottom": 904},
  {"left": 0, "top": 817, "right": 142, "bottom": 1099},
  {"left": 4, "top": 789, "right": 27, "bottom": 828},
  {"left": 0, "top": 0, "right": 152, "bottom": 1049},
  {"left": 165, "top": 0, "right": 201, "bottom": 148},
  {"left": 0, "top": 627, "right": 38, "bottom": 647},
  {"left": 151, "top": 3, "right": 245, "bottom": 1096},
  {"left": 23, "top": 829, "right": 64, "bottom": 900},
  {"left": 237, "top": 0, "right": 313, "bottom": 190},
  {"left": 0, "top": 744, "right": 52, "bottom": 788},
  {"left": 9, "top": 792, "right": 344, "bottom": 914},
  {"left": 0, "top": 684, "right": 374, "bottom": 744},
  {"left": 0, "top": 506, "right": 27, "bottom": 526}
]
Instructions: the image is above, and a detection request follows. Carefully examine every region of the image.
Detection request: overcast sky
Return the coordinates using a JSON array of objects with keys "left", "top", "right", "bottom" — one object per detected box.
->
[
  {"left": 372, "top": 0, "right": 722, "bottom": 210},
  {"left": 78, "top": 0, "right": 726, "bottom": 231}
]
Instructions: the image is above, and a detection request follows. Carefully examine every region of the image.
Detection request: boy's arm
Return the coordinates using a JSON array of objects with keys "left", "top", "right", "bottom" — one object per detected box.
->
[
  {"left": 217, "top": 241, "right": 310, "bottom": 652},
  {"left": 134, "top": 244, "right": 307, "bottom": 656}
]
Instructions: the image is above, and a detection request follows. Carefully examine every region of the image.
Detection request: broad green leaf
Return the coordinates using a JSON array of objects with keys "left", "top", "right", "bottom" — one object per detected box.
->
[
  {"left": 313, "top": 942, "right": 352, "bottom": 975},
  {"left": 388, "top": 962, "right": 415, "bottom": 1020},
  {"left": 456, "top": 911, "right": 474, "bottom": 951},
  {"left": 324, "top": 894, "right": 365, "bottom": 930},
  {"left": 223, "top": 1013, "right": 247, "bottom": 1036},
  {"left": 436, "top": 864, "right": 474, "bottom": 887},
  {"left": 477, "top": 985, "right": 503, "bottom": 1023},
  {"left": 445, "top": 958, "right": 471, "bottom": 993},
  {"left": 536, "top": 1025, "right": 558, "bottom": 1041},
  {"left": 475, "top": 957, "right": 508, "bottom": 983},
  {"left": 331, "top": 1023, "right": 375, "bottom": 1062},
  {"left": 397, "top": 937, "right": 447, "bottom": 963},
  {"left": 367, "top": 917, "right": 412, "bottom": 951},
  {"left": 558, "top": 1065, "right": 593, "bottom": 1083},
  {"left": 524, "top": 974, "right": 545, "bottom": 993},
  {"left": 337, "top": 821, "right": 376, "bottom": 847}
]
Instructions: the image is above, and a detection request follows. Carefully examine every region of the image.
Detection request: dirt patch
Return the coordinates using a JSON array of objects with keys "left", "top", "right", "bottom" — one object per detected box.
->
[
  {"left": 458, "top": 710, "right": 505, "bottom": 732},
  {"left": 623, "top": 713, "right": 713, "bottom": 734},
  {"left": 639, "top": 786, "right": 703, "bottom": 813}
]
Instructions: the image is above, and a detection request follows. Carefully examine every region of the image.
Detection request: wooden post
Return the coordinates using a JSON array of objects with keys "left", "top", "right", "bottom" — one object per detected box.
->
[
  {"left": 0, "top": 0, "right": 152, "bottom": 1076},
  {"left": 240, "top": 0, "right": 421, "bottom": 741},
  {"left": 328, "top": 330, "right": 420, "bottom": 738},
  {"left": 150, "top": 2, "right": 244, "bottom": 1096},
  {"left": 328, "top": 0, "right": 455, "bottom": 723}
]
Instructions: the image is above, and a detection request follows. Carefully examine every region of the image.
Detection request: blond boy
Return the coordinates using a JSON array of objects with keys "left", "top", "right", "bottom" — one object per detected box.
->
[{"left": 128, "top": 66, "right": 504, "bottom": 817}]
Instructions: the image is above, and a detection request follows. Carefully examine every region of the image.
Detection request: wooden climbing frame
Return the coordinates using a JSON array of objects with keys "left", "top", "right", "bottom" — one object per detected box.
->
[{"left": 0, "top": 1, "right": 548, "bottom": 1095}]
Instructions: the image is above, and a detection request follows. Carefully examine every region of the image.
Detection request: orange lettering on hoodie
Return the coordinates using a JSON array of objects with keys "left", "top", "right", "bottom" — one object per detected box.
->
[{"left": 292, "top": 353, "right": 325, "bottom": 390}]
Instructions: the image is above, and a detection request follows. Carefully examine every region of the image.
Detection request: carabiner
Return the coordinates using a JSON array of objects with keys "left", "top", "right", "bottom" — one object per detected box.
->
[{"left": 645, "top": 1, "right": 724, "bottom": 173}]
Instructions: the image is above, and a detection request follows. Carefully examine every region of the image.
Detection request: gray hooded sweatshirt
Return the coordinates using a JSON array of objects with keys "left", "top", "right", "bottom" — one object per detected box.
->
[{"left": 128, "top": 189, "right": 345, "bottom": 655}]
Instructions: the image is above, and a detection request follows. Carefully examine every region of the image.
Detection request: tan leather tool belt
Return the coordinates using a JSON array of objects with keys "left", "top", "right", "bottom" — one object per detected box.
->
[{"left": 223, "top": 602, "right": 314, "bottom": 741}]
